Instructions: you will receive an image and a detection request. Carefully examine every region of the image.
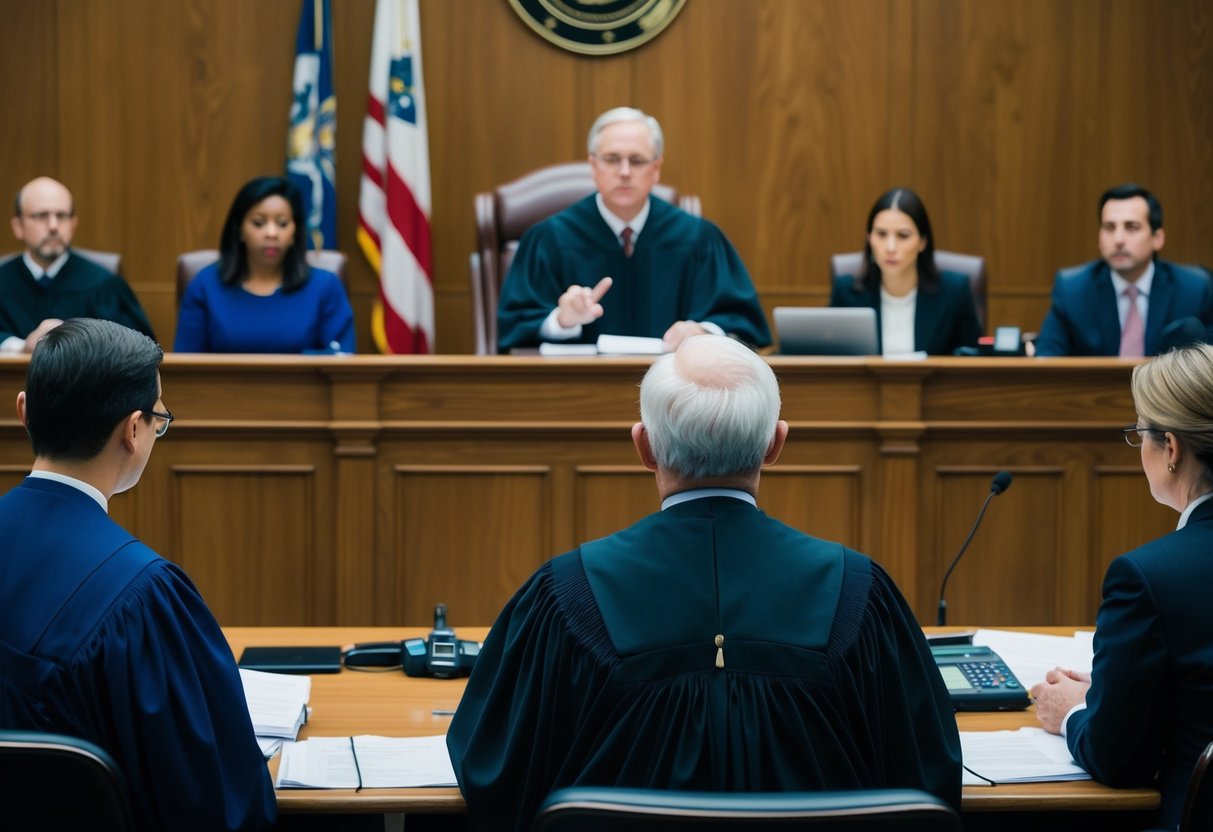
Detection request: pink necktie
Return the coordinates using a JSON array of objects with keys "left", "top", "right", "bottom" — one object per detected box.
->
[
  {"left": 1119, "top": 284, "right": 1145, "bottom": 357},
  {"left": 620, "top": 227, "right": 634, "bottom": 258}
]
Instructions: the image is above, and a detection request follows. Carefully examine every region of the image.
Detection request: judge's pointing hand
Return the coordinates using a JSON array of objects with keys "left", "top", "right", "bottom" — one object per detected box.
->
[{"left": 556, "top": 276, "right": 613, "bottom": 329}]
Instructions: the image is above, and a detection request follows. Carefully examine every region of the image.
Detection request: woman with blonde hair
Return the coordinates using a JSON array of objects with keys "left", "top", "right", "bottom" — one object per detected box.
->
[{"left": 1032, "top": 343, "right": 1213, "bottom": 829}]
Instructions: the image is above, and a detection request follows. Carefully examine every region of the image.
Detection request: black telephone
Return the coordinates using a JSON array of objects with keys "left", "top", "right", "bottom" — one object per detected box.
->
[
  {"left": 931, "top": 644, "right": 1030, "bottom": 711},
  {"left": 343, "top": 603, "right": 480, "bottom": 678}
]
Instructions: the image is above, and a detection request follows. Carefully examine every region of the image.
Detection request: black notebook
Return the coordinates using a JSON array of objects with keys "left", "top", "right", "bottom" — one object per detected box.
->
[{"left": 238, "top": 646, "right": 343, "bottom": 675}]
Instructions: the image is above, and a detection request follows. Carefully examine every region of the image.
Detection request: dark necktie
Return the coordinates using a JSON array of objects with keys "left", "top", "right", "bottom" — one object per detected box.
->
[
  {"left": 620, "top": 227, "right": 634, "bottom": 258},
  {"left": 35, "top": 272, "right": 51, "bottom": 287}
]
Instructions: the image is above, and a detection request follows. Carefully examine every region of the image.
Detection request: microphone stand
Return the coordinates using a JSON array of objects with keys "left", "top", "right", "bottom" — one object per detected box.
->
[{"left": 936, "top": 489, "right": 999, "bottom": 626}]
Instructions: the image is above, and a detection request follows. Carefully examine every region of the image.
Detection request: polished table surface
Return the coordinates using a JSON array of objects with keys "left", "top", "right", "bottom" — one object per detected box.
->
[{"left": 225, "top": 626, "right": 1161, "bottom": 815}]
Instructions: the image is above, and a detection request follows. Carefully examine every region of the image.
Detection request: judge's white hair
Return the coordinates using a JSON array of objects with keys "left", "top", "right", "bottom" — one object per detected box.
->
[
  {"left": 587, "top": 107, "right": 664, "bottom": 158},
  {"left": 639, "top": 336, "right": 780, "bottom": 480}
]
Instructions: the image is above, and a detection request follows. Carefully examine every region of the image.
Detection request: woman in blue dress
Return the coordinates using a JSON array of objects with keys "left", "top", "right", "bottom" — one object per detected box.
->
[{"left": 174, "top": 176, "right": 355, "bottom": 353}]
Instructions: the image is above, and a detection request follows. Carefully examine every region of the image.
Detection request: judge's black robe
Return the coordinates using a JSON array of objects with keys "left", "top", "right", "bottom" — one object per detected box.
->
[
  {"left": 448, "top": 497, "right": 962, "bottom": 832},
  {"left": 496, "top": 196, "right": 771, "bottom": 351},
  {"left": 0, "top": 252, "right": 155, "bottom": 343}
]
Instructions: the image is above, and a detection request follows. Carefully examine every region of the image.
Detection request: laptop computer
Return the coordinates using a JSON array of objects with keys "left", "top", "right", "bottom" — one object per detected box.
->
[{"left": 773, "top": 307, "right": 879, "bottom": 356}]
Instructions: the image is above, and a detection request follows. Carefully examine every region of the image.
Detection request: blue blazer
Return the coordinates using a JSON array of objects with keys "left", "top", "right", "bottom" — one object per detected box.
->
[
  {"left": 1034, "top": 258, "right": 1213, "bottom": 356},
  {"left": 828, "top": 271, "right": 982, "bottom": 355},
  {"left": 1066, "top": 497, "right": 1213, "bottom": 829}
]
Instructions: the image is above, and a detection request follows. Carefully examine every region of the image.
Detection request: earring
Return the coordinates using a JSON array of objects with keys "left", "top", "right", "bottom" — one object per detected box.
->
[{"left": 1168, "top": 464, "right": 1176, "bottom": 473}]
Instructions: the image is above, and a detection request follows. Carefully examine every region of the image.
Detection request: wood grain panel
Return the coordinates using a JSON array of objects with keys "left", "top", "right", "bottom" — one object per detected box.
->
[
  {"left": 171, "top": 466, "right": 316, "bottom": 625},
  {"left": 392, "top": 466, "right": 551, "bottom": 626},
  {"left": 1091, "top": 467, "right": 1177, "bottom": 620},
  {"left": 931, "top": 469, "right": 1063, "bottom": 626},
  {"left": 575, "top": 467, "right": 657, "bottom": 543},
  {"left": 761, "top": 466, "right": 864, "bottom": 548}
]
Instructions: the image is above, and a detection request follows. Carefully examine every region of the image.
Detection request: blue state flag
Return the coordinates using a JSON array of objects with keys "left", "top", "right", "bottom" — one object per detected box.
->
[{"left": 287, "top": 0, "right": 337, "bottom": 250}]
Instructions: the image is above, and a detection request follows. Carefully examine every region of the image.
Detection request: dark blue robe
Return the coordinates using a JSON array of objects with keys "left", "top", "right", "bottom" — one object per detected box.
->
[
  {"left": 0, "top": 477, "right": 276, "bottom": 831},
  {"left": 1066, "top": 497, "right": 1213, "bottom": 829},
  {"left": 448, "top": 496, "right": 961, "bottom": 832},
  {"left": 497, "top": 196, "right": 771, "bottom": 351}
]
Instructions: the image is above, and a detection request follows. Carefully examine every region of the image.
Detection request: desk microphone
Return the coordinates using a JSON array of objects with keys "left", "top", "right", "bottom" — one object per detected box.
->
[{"left": 936, "top": 471, "right": 1012, "bottom": 626}]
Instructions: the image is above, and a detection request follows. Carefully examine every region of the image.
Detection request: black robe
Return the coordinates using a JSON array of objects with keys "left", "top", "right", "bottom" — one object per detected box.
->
[
  {"left": 0, "top": 252, "right": 155, "bottom": 343},
  {"left": 448, "top": 496, "right": 962, "bottom": 832},
  {"left": 497, "top": 196, "right": 771, "bottom": 351}
]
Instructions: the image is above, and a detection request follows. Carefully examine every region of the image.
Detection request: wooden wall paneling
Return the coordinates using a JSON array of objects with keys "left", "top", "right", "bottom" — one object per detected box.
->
[
  {"left": 169, "top": 465, "right": 317, "bottom": 625},
  {"left": 423, "top": 0, "right": 591, "bottom": 354},
  {"left": 761, "top": 466, "right": 865, "bottom": 550},
  {"left": 912, "top": 0, "right": 1112, "bottom": 334},
  {"left": 931, "top": 468, "right": 1064, "bottom": 626},
  {"left": 1103, "top": 1, "right": 1213, "bottom": 267},
  {"left": 574, "top": 466, "right": 656, "bottom": 544},
  {"left": 1, "top": 4, "right": 58, "bottom": 189},
  {"left": 392, "top": 466, "right": 552, "bottom": 626},
  {"left": 1090, "top": 466, "right": 1177, "bottom": 621}
]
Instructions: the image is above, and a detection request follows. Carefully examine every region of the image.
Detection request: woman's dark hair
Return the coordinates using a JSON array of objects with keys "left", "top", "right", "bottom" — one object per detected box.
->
[
  {"left": 25, "top": 318, "right": 163, "bottom": 461},
  {"left": 857, "top": 187, "right": 939, "bottom": 294},
  {"left": 217, "top": 176, "right": 310, "bottom": 291}
]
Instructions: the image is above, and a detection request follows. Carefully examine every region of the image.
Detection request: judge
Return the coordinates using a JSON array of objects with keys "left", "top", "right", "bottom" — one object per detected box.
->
[
  {"left": 1, "top": 177, "right": 154, "bottom": 352},
  {"left": 496, "top": 107, "right": 771, "bottom": 353},
  {"left": 448, "top": 334, "right": 961, "bottom": 832}
]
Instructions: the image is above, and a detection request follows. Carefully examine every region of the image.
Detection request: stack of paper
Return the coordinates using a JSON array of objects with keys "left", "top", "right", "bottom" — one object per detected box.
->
[
  {"left": 972, "top": 629, "right": 1094, "bottom": 689},
  {"left": 960, "top": 727, "right": 1091, "bottom": 785},
  {"left": 239, "top": 668, "right": 311, "bottom": 757},
  {"left": 276, "top": 735, "right": 457, "bottom": 789}
]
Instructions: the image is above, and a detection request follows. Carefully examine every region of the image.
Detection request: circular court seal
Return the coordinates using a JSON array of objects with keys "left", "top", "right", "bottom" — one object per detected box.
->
[{"left": 507, "top": 0, "right": 688, "bottom": 56}]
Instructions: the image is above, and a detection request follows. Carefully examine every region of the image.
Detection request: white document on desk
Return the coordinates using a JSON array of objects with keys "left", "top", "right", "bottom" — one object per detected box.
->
[
  {"left": 972, "top": 628, "right": 1094, "bottom": 689},
  {"left": 239, "top": 668, "right": 311, "bottom": 740},
  {"left": 276, "top": 735, "right": 457, "bottom": 789},
  {"left": 596, "top": 334, "right": 664, "bottom": 355},
  {"left": 961, "top": 727, "right": 1090, "bottom": 785}
]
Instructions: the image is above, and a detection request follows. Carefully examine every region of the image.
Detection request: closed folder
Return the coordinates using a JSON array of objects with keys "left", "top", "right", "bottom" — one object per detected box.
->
[{"left": 238, "top": 646, "right": 342, "bottom": 674}]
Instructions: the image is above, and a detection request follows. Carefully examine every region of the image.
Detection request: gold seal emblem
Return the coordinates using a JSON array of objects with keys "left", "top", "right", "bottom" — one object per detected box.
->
[{"left": 507, "top": 0, "right": 687, "bottom": 56}]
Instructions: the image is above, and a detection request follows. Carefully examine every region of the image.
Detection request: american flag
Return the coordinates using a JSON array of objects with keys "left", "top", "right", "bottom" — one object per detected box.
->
[{"left": 357, "top": 0, "right": 433, "bottom": 354}]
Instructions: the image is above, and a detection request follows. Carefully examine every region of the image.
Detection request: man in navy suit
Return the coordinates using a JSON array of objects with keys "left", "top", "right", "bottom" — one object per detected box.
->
[
  {"left": 0, "top": 319, "right": 275, "bottom": 830},
  {"left": 1034, "top": 184, "right": 1213, "bottom": 356}
]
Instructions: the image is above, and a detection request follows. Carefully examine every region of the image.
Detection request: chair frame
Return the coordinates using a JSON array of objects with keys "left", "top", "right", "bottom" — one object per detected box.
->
[
  {"left": 1182, "top": 739, "right": 1213, "bottom": 831},
  {"left": 532, "top": 786, "right": 962, "bottom": 831},
  {"left": 0, "top": 730, "right": 136, "bottom": 830}
]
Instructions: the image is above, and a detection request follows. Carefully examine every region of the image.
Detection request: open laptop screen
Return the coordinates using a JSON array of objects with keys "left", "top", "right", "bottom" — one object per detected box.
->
[{"left": 773, "top": 307, "right": 878, "bottom": 356}]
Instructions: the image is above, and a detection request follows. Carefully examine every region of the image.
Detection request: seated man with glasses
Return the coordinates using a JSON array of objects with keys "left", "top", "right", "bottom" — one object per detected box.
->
[
  {"left": 0, "top": 176, "right": 154, "bottom": 354},
  {"left": 0, "top": 319, "right": 276, "bottom": 831},
  {"left": 497, "top": 107, "right": 771, "bottom": 352}
]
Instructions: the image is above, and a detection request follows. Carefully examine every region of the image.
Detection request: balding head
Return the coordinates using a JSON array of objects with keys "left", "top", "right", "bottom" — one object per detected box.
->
[
  {"left": 11, "top": 177, "right": 76, "bottom": 267},
  {"left": 638, "top": 335, "right": 782, "bottom": 481}
]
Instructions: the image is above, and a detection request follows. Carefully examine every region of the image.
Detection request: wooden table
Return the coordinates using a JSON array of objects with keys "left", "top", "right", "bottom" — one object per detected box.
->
[{"left": 225, "top": 626, "right": 1160, "bottom": 819}]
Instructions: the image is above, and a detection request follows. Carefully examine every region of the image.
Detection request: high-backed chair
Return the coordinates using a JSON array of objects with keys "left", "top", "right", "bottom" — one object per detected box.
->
[
  {"left": 0, "top": 730, "right": 136, "bottom": 830},
  {"left": 469, "top": 162, "right": 702, "bottom": 355},
  {"left": 176, "top": 248, "right": 348, "bottom": 306},
  {"left": 830, "top": 251, "right": 988, "bottom": 333},
  {"left": 1182, "top": 739, "right": 1213, "bottom": 831},
  {"left": 532, "top": 787, "right": 962, "bottom": 832},
  {"left": 0, "top": 247, "right": 122, "bottom": 276}
]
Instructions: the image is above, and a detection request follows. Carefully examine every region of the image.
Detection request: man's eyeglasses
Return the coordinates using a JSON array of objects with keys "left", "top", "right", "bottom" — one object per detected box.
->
[
  {"left": 1122, "top": 424, "right": 1161, "bottom": 447},
  {"left": 147, "top": 407, "right": 174, "bottom": 438},
  {"left": 22, "top": 211, "right": 73, "bottom": 224},
  {"left": 592, "top": 154, "right": 658, "bottom": 171}
]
